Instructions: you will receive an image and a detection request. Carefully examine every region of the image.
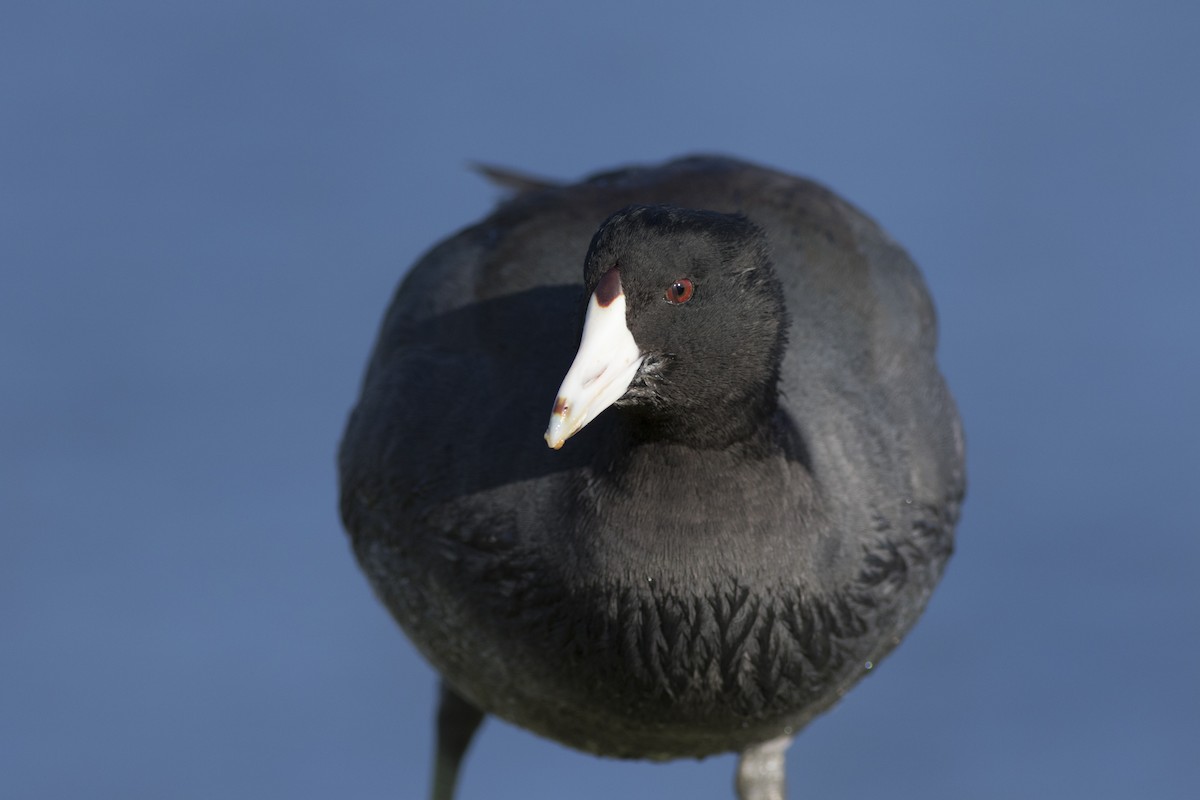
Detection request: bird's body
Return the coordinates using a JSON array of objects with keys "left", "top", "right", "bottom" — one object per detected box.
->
[{"left": 339, "top": 156, "right": 965, "bottom": 797}]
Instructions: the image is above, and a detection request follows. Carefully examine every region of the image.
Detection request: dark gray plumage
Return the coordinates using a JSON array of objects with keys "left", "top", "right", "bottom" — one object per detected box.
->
[{"left": 338, "top": 156, "right": 965, "bottom": 799}]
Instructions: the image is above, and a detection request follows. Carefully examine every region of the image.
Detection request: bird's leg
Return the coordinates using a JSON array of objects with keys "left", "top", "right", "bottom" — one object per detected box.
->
[
  {"left": 735, "top": 734, "right": 794, "bottom": 800},
  {"left": 430, "top": 681, "right": 485, "bottom": 800}
]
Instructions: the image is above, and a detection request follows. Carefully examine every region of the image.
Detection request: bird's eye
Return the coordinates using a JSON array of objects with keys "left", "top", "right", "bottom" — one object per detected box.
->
[{"left": 665, "top": 278, "right": 694, "bottom": 304}]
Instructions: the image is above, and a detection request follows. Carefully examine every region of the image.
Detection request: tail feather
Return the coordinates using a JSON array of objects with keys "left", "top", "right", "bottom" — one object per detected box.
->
[{"left": 469, "top": 162, "right": 562, "bottom": 195}]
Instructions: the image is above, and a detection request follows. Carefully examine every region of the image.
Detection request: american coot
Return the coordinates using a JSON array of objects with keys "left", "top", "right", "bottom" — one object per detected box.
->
[{"left": 339, "top": 156, "right": 965, "bottom": 800}]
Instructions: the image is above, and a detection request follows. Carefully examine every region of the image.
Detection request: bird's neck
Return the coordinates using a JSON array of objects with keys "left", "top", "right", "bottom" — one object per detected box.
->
[
  {"left": 557, "top": 383, "right": 815, "bottom": 581},
  {"left": 563, "top": 421, "right": 817, "bottom": 588},
  {"left": 616, "top": 382, "right": 783, "bottom": 454}
]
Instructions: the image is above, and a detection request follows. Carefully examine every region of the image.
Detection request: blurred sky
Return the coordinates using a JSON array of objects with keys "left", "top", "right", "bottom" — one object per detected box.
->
[{"left": 3, "top": 1, "right": 1199, "bottom": 798}]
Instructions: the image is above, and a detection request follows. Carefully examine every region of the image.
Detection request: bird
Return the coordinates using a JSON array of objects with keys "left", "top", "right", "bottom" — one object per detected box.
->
[{"left": 338, "top": 155, "right": 966, "bottom": 800}]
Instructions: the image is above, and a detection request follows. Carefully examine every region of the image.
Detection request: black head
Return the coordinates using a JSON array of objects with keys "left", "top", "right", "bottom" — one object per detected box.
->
[{"left": 581, "top": 205, "right": 789, "bottom": 446}]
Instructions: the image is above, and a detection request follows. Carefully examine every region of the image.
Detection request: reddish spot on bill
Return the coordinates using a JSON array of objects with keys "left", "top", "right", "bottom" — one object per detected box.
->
[{"left": 595, "top": 267, "right": 622, "bottom": 307}]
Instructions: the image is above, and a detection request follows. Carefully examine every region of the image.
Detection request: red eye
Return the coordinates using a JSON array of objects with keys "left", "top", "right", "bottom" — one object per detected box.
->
[{"left": 665, "top": 278, "right": 694, "bottom": 304}]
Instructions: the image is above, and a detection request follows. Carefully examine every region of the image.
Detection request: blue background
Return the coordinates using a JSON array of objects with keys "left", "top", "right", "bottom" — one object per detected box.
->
[{"left": 4, "top": 2, "right": 1198, "bottom": 798}]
